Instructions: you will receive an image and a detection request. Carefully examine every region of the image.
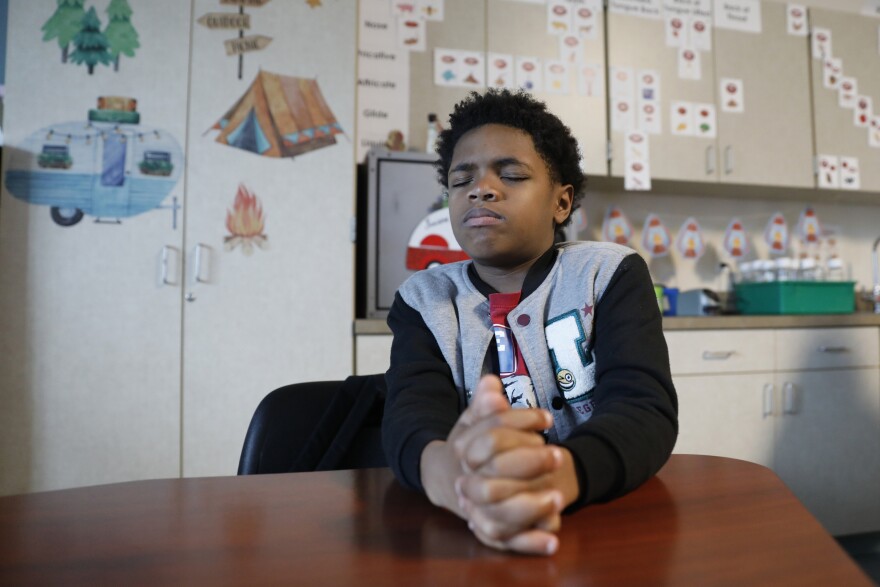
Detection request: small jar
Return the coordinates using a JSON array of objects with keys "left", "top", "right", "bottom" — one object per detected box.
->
[
  {"left": 799, "top": 257, "right": 818, "bottom": 281},
  {"left": 775, "top": 257, "right": 797, "bottom": 281},
  {"left": 826, "top": 257, "right": 845, "bottom": 281}
]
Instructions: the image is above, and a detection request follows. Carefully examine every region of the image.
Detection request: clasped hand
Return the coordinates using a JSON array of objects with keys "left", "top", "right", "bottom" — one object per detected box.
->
[{"left": 421, "top": 375, "right": 579, "bottom": 556}]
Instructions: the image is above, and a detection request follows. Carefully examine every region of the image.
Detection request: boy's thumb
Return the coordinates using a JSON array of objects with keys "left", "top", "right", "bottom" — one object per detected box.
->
[{"left": 472, "top": 375, "right": 509, "bottom": 418}]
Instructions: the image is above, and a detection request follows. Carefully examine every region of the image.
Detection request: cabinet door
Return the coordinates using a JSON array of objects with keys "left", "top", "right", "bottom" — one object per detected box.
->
[
  {"left": 181, "top": 0, "right": 357, "bottom": 476},
  {"left": 672, "top": 373, "right": 775, "bottom": 469},
  {"left": 809, "top": 9, "right": 880, "bottom": 192},
  {"left": 487, "top": 0, "right": 608, "bottom": 177},
  {"left": 607, "top": 11, "right": 716, "bottom": 181},
  {"left": 0, "top": 2, "right": 191, "bottom": 494},
  {"left": 773, "top": 368, "right": 880, "bottom": 536},
  {"left": 714, "top": 3, "right": 814, "bottom": 188}
]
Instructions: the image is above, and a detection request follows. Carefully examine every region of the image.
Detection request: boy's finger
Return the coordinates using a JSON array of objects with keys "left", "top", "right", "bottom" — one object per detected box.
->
[
  {"left": 451, "top": 409, "right": 551, "bottom": 459},
  {"left": 467, "top": 489, "right": 563, "bottom": 542},
  {"left": 471, "top": 375, "right": 510, "bottom": 419},
  {"left": 476, "top": 445, "right": 563, "bottom": 480}
]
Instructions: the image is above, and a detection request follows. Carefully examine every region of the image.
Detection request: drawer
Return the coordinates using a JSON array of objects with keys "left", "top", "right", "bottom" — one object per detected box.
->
[
  {"left": 775, "top": 327, "right": 880, "bottom": 371},
  {"left": 665, "top": 329, "right": 775, "bottom": 375}
]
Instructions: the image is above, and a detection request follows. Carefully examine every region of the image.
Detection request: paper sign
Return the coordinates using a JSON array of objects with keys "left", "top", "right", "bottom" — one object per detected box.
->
[
  {"left": 662, "top": 0, "right": 713, "bottom": 18},
  {"left": 638, "top": 100, "right": 662, "bottom": 134},
  {"left": 434, "top": 49, "right": 484, "bottom": 87},
  {"left": 723, "top": 218, "right": 750, "bottom": 259},
  {"left": 578, "top": 63, "right": 604, "bottom": 97},
  {"left": 823, "top": 58, "right": 842, "bottom": 90},
  {"left": 812, "top": 27, "right": 832, "bottom": 59},
  {"left": 637, "top": 69, "right": 661, "bottom": 102},
  {"left": 786, "top": 4, "right": 808, "bottom": 36},
  {"left": 713, "top": 0, "right": 761, "bottom": 34},
  {"left": 609, "top": 0, "right": 663, "bottom": 20},
  {"left": 625, "top": 131, "right": 652, "bottom": 190},
  {"left": 665, "top": 15, "right": 687, "bottom": 47},
  {"left": 691, "top": 16, "right": 712, "bottom": 51},
  {"left": 434, "top": 48, "right": 459, "bottom": 86},
  {"left": 676, "top": 217, "right": 706, "bottom": 259},
  {"left": 610, "top": 66, "right": 635, "bottom": 97},
  {"left": 602, "top": 206, "right": 633, "bottom": 246},
  {"left": 678, "top": 47, "right": 701, "bottom": 80},
  {"left": 642, "top": 213, "right": 671, "bottom": 256},
  {"left": 839, "top": 77, "right": 857, "bottom": 109},
  {"left": 397, "top": 17, "right": 426, "bottom": 51},
  {"left": 459, "top": 51, "right": 485, "bottom": 86},
  {"left": 516, "top": 56, "right": 544, "bottom": 92},
  {"left": 870, "top": 116, "right": 880, "bottom": 148},
  {"left": 637, "top": 69, "right": 661, "bottom": 134},
  {"left": 720, "top": 78, "right": 744, "bottom": 113},
  {"left": 694, "top": 103, "right": 717, "bottom": 138},
  {"left": 817, "top": 154, "right": 839, "bottom": 189},
  {"left": 612, "top": 97, "right": 636, "bottom": 131},
  {"left": 854, "top": 96, "right": 873, "bottom": 128},
  {"left": 487, "top": 53, "right": 515, "bottom": 89},
  {"left": 573, "top": 2, "right": 601, "bottom": 39},
  {"left": 559, "top": 34, "right": 583, "bottom": 63},
  {"left": 544, "top": 60, "right": 571, "bottom": 94},
  {"left": 840, "top": 157, "right": 860, "bottom": 190},
  {"left": 764, "top": 212, "right": 790, "bottom": 255},
  {"left": 671, "top": 100, "right": 694, "bottom": 136},
  {"left": 548, "top": 2, "right": 572, "bottom": 35}
]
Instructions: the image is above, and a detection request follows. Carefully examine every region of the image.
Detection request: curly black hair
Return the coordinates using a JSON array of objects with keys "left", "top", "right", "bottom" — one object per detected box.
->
[{"left": 434, "top": 89, "right": 586, "bottom": 226}]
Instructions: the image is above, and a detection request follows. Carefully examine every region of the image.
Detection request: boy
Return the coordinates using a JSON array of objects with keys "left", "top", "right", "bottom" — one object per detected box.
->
[{"left": 382, "top": 89, "right": 677, "bottom": 556}]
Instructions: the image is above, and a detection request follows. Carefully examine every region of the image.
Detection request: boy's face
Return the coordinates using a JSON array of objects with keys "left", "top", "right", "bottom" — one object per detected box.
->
[{"left": 447, "top": 124, "right": 573, "bottom": 270}]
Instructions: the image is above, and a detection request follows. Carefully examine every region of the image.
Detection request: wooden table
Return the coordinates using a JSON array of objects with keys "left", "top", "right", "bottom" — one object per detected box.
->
[{"left": 0, "top": 455, "right": 871, "bottom": 586}]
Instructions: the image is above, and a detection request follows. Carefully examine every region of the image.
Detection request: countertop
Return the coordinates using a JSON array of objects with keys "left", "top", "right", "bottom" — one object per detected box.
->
[{"left": 354, "top": 313, "right": 880, "bottom": 335}]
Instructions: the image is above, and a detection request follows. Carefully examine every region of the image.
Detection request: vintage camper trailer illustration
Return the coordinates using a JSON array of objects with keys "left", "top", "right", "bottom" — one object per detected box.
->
[
  {"left": 4, "top": 97, "right": 183, "bottom": 227},
  {"left": 405, "top": 207, "right": 469, "bottom": 270}
]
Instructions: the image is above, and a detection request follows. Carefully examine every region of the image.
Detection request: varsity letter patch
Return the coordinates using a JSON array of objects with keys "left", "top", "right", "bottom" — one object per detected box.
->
[{"left": 545, "top": 309, "right": 595, "bottom": 403}]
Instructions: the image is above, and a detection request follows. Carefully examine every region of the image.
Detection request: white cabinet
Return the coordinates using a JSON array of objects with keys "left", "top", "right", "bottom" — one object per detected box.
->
[
  {"left": 0, "top": 1, "right": 357, "bottom": 494},
  {"left": 669, "top": 327, "right": 880, "bottom": 535}
]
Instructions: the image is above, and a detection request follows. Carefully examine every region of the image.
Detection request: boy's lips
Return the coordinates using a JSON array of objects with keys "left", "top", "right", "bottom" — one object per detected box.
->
[{"left": 462, "top": 207, "right": 503, "bottom": 227}]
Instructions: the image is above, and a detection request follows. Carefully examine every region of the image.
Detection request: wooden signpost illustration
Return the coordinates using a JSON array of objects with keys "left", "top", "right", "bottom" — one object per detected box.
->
[{"left": 199, "top": 0, "right": 272, "bottom": 79}]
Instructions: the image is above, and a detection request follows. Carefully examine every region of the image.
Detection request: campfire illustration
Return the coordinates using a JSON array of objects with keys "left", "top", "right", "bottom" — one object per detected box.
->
[{"left": 225, "top": 183, "right": 268, "bottom": 255}]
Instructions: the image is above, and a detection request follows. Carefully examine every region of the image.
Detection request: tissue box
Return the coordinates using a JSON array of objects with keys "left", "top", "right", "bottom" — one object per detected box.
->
[{"left": 734, "top": 281, "right": 855, "bottom": 315}]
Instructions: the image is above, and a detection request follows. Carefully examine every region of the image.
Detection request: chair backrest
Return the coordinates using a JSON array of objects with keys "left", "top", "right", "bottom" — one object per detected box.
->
[{"left": 238, "top": 374, "right": 386, "bottom": 475}]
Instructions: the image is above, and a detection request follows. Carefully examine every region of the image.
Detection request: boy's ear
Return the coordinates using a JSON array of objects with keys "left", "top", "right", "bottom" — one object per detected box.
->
[{"left": 553, "top": 184, "right": 574, "bottom": 225}]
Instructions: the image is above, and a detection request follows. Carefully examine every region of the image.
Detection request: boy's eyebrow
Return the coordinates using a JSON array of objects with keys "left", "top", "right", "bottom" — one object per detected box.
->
[{"left": 449, "top": 157, "right": 532, "bottom": 174}]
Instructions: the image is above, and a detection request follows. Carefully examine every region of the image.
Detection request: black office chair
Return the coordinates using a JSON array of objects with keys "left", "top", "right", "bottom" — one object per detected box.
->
[{"left": 238, "top": 373, "right": 387, "bottom": 475}]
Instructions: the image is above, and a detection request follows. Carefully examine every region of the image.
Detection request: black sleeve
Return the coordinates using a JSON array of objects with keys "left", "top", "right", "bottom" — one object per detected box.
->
[
  {"left": 557, "top": 253, "right": 678, "bottom": 509},
  {"left": 382, "top": 292, "right": 462, "bottom": 492}
]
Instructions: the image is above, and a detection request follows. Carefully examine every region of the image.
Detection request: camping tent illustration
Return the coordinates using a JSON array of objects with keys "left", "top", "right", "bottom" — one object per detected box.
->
[{"left": 208, "top": 70, "right": 344, "bottom": 158}]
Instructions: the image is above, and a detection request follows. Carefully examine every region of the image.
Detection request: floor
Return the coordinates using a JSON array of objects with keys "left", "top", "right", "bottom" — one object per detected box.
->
[{"left": 837, "top": 533, "right": 880, "bottom": 585}]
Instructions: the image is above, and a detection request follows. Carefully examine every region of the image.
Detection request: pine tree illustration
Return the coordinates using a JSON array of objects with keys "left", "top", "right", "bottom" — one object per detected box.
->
[
  {"left": 104, "top": 0, "right": 139, "bottom": 72},
  {"left": 41, "top": 0, "right": 86, "bottom": 63},
  {"left": 69, "top": 7, "right": 112, "bottom": 75}
]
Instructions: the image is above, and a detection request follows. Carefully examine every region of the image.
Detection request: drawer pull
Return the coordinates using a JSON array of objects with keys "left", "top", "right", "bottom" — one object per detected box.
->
[
  {"left": 702, "top": 350, "right": 735, "bottom": 360},
  {"left": 763, "top": 383, "right": 775, "bottom": 418},
  {"left": 817, "top": 346, "right": 849, "bottom": 353},
  {"left": 783, "top": 382, "right": 797, "bottom": 415}
]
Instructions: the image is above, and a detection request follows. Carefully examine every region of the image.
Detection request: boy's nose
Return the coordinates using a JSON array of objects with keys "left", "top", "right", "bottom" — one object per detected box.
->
[{"left": 468, "top": 184, "right": 498, "bottom": 202}]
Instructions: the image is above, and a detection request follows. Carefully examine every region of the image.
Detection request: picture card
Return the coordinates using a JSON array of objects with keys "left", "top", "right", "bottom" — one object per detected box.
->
[
  {"left": 694, "top": 103, "right": 717, "bottom": 138},
  {"left": 690, "top": 16, "right": 712, "bottom": 51},
  {"left": 610, "top": 66, "right": 635, "bottom": 97},
  {"left": 516, "top": 56, "right": 544, "bottom": 92},
  {"left": 487, "top": 53, "right": 515, "bottom": 89},
  {"left": 854, "top": 96, "right": 873, "bottom": 128},
  {"left": 573, "top": 2, "right": 601, "bottom": 39},
  {"left": 870, "top": 116, "right": 880, "bottom": 148},
  {"left": 638, "top": 100, "right": 662, "bottom": 134},
  {"left": 822, "top": 57, "right": 842, "bottom": 90},
  {"left": 720, "top": 78, "right": 744, "bottom": 113},
  {"left": 624, "top": 131, "right": 651, "bottom": 191},
  {"left": 578, "top": 63, "right": 604, "bottom": 97},
  {"left": 397, "top": 17, "right": 426, "bottom": 51},
  {"left": 678, "top": 47, "right": 701, "bottom": 80},
  {"left": 812, "top": 27, "right": 832, "bottom": 59},
  {"left": 817, "top": 154, "right": 839, "bottom": 189},
  {"left": 670, "top": 100, "right": 695, "bottom": 136},
  {"left": 786, "top": 4, "right": 808, "bottom": 36},
  {"left": 559, "top": 34, "right": 583, "bottom": 63},
  {"left": 544, "top": 60, "right": 571, "bottom": 94},
  {"left": 839, "top": 156, "right": 860, "bottom": 190},
  {"left": 548, "top": 2, "right": 573, "bottom": 36},
  {"left": 838, "top": 77, "right": 857, "bottom": 109},
  {"left": 611, "top": 96, "right": 636, "bottom": 131}
]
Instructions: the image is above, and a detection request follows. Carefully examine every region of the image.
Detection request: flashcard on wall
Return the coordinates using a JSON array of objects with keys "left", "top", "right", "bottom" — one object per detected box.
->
[
  {"left": 573, "top": 2, "right": 601, "bottom": 39},
  {"left": 548, "top": 3, "right": 572, "bottom": 35},
  {"left": 516, "top": 56, "right": 544, "bottom": 92},
  {"left": 678, "top": 47, "right": 701, "bottom": 80},
  {"left": 817, "top": 154, "right": 839, "bottom": 189},
  {"left": 419, "top": 0, "right": 445, "bottom": 21},
  {"left": 690, "top": 16, "right": 712, "bottom": 51},
  {"left": 225, "top": 184, "right": 268, "bottom": 255},
  {"left": 670, "top": 100, "right": 694, "bottom": 136},
  {"left": 694, "top": 103, "right": 717, "bottom": 138},
  {"left": 638, "top": 100, "right": 662, "bottom": 134},
  {"left": 786, "top": 4, "right": 808, "bottom": 36},
  {"left": 397, "top": 17, "right": 426, "bottom": 51},
  {"left": 544, "top": 60, "right": 571, "bottom": 94},
  {"left": 559, "top": 34, "right": 583, "bottom": 63},
  {"left": 823, "top": 58, "right": 842, "bottom": 90},
  {"left": 665, "top": 15, "right": 686, "bottom": 47},
  {"left": 434, "top": 48, "right": 459, "bottom": 86},
  {"left": 811, "top": 27, "right": 832, "bottom": 59},
  {"left": 391, "top": 1, "right": 418, "bottom": 17},
  {"left": 625, "top": 131, "right": 651, "bottom": 190},
  {"left": 642, "top": 214, "right": 671, "bottom": 257},
  {"left": 720, "top": 78, "right": 744, "bottom": 113},
  {"left": 870, "top": 116, "right": 880, "bottom": 148},
  {"left": 611, "top": 97, "right": 636, "bottom": 132},
  {"left": 797, "top": 207, "right": 822, "bottom": 243},
  {"left": 638, "top": 69, "right": 661, "bottom": 102},
  {"left": 723, "top": 218, "right": 750, "bottom": 259},
  {"left": 839, "top": 156, "right": 860, "bottom": 190},
  {"left": 459, "top": 51, "right": 486, "bottom": 86},
  {"left": 602, "top": 206, "right": 634, "bottom": 246},
  {"left": 578, "top": 63, "right": 604, "bottom": 97},
  {"left": 838, "top": 77, "right": 857, "bottom": 109},
  {"left": 763, "top": 212, "right": 790, "bottom": 255},
  {"left": 854, "top": 96, "right": 873, "bottom": 128},
  {"left": 610, "top": 66, "right": 635, "bottom": 97},
  {"left": 488, "top": 53, "right": 515, "bottom": 89},
  {"left": 675, "top": 217, "right": 706, "bottom": 259}
]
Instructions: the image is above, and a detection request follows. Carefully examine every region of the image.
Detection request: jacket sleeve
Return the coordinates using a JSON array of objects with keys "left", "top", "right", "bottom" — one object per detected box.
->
[
  {"left": 382, "top": 292, "right": 462, "bottom": 492},
  {"left": 557, "top": 253, "right": 678, "bottom": 509}
]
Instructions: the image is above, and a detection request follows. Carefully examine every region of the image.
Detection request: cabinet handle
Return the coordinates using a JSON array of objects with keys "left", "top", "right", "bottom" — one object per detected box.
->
[
  {"left": 193, "top": 243, "right": 211, "bottom": 284},
  {"left": 763, "top": 383, "right": 775, "bottom": 418},
  {"left": 702, "top": 350, "right": 735, "bottom": 360},
  {"left": 705, "top": 145, "right": 716, "bottom": 175},
  {"left": 817, "top": 346, "right": 849, "bottom": 353},
  {"left": 159, "top": 245, "right": 179, "bottom": 286},
  {"left": 724, "top": 145, "right": 734, "bottom": 175},
  {"left": 783, "top": 382, "right": 796, "bottom": 415}
]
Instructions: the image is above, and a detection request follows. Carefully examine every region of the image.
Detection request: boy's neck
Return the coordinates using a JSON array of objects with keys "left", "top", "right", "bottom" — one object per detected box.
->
[{"left": 470, "top": 245, "right": 558, "bottom": 294}]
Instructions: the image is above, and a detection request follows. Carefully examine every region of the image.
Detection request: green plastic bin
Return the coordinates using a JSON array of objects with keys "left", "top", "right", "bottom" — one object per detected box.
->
[{"left": 734, "top": 281, "right": 855, "bottom": 315}]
